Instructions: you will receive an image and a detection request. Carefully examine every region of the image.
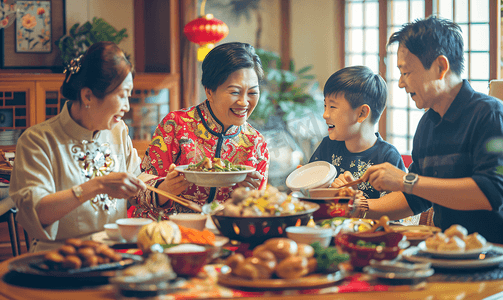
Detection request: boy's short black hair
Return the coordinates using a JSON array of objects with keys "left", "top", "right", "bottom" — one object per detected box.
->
[
  {"left": 201, "top": 42, "right": 264, "bottom": 91},
  {"left": 387, "top": 16, "right": 464, "bottom": 76},
  {"left": 324, "top": 65, "right": 387, "bottom": 124}
]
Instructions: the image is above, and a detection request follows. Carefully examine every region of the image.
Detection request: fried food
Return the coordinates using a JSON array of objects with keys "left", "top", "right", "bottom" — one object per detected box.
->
[{"left": 44, "top": 238, "right": 124, "bottom": 270}]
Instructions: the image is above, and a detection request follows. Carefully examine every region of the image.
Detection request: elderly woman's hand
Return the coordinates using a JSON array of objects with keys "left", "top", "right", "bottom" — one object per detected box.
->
[
  {"left": 237, "top": 171, "right": 262, "bottom": 190},
  {"left": 97, "top": 172, "right": 147, "bottom": 199},
  {"left": 158, "top": 163, "right": 190, "bottom": 196}
]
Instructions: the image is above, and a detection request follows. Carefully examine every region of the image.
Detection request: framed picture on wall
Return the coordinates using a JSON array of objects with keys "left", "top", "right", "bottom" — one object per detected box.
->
[
  {"left": 15, "top": 1, "right": 52, "bottom": 53},
  {"left": 0, "top": 0, "right": 65, "bottom": 70}
]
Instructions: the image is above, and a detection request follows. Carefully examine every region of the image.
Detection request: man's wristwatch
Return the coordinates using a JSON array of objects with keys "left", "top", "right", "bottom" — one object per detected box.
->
[{"left": 403, "top": 173, "right": 418, "bottom": 194}]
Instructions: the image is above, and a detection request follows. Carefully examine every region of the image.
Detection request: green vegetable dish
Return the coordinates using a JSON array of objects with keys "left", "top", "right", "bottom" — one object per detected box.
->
[
  {"left": 311, "top": 242, "right": 349, "bottom": 273},
  {"left": 187, "top": 156, "right": 246, "bottom": 172},
  {"left": 355, "top": 240, "right": 386, "bottom": 248}
]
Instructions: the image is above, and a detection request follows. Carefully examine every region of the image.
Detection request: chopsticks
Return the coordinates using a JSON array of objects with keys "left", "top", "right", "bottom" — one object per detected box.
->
[
  {"left": 337, "top": 177, "right": 366, "bottom": 189},
  {"left": 146, "top": 185, "right": 202, "bottom": 213}
]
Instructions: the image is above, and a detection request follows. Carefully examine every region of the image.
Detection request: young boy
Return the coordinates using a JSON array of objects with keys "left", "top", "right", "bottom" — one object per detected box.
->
[{"left": 310, "top": 66, "right": 406, "bottom": 201}]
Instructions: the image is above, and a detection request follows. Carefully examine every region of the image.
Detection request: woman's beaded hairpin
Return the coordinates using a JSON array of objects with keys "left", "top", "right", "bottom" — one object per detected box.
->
[{"left": 64, "top": 54, "right": 84, "bottom": 83}]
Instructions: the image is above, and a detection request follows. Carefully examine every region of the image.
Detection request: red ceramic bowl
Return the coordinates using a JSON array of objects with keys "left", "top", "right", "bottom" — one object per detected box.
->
[
  {"left": 304, "top": 188, "right": 355, "bottom": 220},
  {"left": 335, "top": 231, "right": 405, "bottom": 269},
  {"left": 163, "top": 244, "right": 218, "bottom": 276}
]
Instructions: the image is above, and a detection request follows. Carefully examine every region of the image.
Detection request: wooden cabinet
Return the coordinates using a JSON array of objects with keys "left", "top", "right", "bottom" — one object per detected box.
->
[{"left": 0, "top": 73, "right": 180, "bottom": 156}]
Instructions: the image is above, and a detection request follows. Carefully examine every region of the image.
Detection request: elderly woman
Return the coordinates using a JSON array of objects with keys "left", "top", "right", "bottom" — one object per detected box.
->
[
  {"left": 9, "top": 41, "right": 146, "bottom": 252},
  {"left": 133, "top": 42, "right": 270, "bottom": 220}
]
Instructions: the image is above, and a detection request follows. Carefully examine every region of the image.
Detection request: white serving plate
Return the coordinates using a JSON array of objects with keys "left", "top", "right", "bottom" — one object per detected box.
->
[
  {"left": 417, "top": 241, "right": 493, "bottom": 259},
  {"left": 402, "top": 245, "right": 503, "bottom": 269},
  {"left": 175, "top": 165, "right": 255, "bottom": 187},
  {"left": 286, "top": 161, "right": 337, "bottom": 191}
]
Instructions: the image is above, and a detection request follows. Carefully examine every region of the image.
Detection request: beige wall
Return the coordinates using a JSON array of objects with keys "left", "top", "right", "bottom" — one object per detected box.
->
[
  {"left": 209, "top": 0, "right": 340, "bottom": 89},
  {"left": 64, "top": 0, "right": 340, "bottom": 88},
  {"left": 65, "top": 0, "right": 134, "bottom": 59}
]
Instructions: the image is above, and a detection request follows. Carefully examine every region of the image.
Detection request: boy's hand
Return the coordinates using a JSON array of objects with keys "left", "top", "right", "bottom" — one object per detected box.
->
[{"left": 331, "top": 171, "right": 354, "bottom": 188}]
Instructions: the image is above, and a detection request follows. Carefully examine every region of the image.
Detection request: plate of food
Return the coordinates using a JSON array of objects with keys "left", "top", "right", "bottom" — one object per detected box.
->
[
  {"left": 417, "top": 241, "right": 493, "bottom": 259},
  {"left": 175, "top": 157, "right": 255, "bottom": 187},
  {"left": 9, "top": 251, "right": 142, "bottom": 277},
  {"left": 218, "top": 238, "right": 348, "bottom": 290},
  {"left": 413, "top": 224, "right": 492, "bottom": 259},
  {"left": 402, "top": 245, "right": 503, "bottom": 269}
]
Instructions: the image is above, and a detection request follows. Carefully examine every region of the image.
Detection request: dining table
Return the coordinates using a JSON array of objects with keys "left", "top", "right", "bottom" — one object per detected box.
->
[{"left": 1, "top": 242, "right": 503, "bottom": 300}]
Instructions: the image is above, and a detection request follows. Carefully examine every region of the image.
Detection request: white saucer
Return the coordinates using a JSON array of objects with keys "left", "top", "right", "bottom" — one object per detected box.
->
[
  {"left": 286, "top": 161, "right": 337, "bottom": 191},
  {"left": 92, "top": 231, "right": 125, "bottom": 245},
  {"left": 363, "top": 265, "right": 434, "bottom": 280}
]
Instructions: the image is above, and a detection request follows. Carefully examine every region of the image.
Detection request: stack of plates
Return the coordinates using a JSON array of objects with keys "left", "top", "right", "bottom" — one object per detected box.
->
[
  {"left": 0, "top": 130, "right": 22, "bottom": 146},
  {"left": 286, "top": 161, "right": 337, "bottom": 191}
]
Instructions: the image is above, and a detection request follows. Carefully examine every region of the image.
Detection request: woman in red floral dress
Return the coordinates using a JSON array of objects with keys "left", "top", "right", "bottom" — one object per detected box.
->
[{"left": 133, "top": 42, "right": 270, "bottom": 219}]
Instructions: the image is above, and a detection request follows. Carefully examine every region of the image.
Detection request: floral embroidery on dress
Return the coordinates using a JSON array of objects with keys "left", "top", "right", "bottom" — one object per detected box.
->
[{"left": 72, "top": 140, "right": 116, "bottom": 212}]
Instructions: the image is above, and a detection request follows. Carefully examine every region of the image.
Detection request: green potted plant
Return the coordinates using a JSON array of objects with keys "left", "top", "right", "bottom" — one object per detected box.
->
[{"left": 55, "top": 17, "right": 128, "bottom": 64}]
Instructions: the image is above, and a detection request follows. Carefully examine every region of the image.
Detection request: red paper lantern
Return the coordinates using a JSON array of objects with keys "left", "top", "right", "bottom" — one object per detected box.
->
[{"left": 184, "top": 14, "right": 229, "bottom": 61}]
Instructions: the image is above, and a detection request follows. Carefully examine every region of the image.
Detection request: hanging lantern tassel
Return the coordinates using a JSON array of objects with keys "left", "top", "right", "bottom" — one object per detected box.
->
[{"left": 183, "top": 14, "right": 229, "bottom": 62}]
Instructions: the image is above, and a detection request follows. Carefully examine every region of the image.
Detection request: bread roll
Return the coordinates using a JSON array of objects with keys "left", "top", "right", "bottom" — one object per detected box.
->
[
  {"left": 275, "top": 256, "right": 308, "bottom": 279},
  {"left": 82, "top": 255, "right": 99, "bottom": 267},
  {"left": 244, "top": 257, "right": 273, "bottom": 279},
  {"left": 62, "top": 255, "right": 82, "bottom": 269},
  {"left": 77, "top": 247, "right": 96, "bottom": 259},
  {"left": 252, "top": 249, "right": 276, "bottom": 268},
  {"left": 444, "top": 224, "right": 468, "bottom": 239},
  {"left": 437, "top": 236, "right": 466, "bottom": 252},
  {"left": 65, "top": 238, "right": 83, "bottom": 248},
  {"left": 264, "top": 238, "right": 298, "bottom": 261},
  {"left": 44, "top": 251, "right": 65, "bottom": 267},
  {"left": 59, "top": 245, "right": 77, "bottom": 256},
  {"left": 225, "top": 253, "right": 245, "bottom": 270},
  {"left": 233, "top": 262, "right": 260, "bottom": 280},
  {"left": 296, "top": 244, "right": 315, "bottom": 258},
  {"left": 464, "top": 232, "right": 487, "bottom": 250}
]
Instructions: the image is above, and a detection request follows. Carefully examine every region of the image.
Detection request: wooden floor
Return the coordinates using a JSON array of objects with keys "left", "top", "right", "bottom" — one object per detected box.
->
[{"left": 0, "top": 221, "right": 29, "bottom": 262}]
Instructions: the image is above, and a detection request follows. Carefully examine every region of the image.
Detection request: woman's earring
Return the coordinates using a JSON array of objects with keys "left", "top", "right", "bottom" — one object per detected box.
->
[{"left": 85, "top": 105, "right": 90, "bottom": 109}]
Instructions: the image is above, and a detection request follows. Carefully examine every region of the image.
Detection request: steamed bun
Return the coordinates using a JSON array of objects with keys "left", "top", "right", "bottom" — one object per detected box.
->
[
  {"left": 437, "top": 236, "right": 466, "bottom": 252},
  {"left": 425, "top": 232, "right": 448, "bottom": 251},
  {"left": 444, "top": 224, "right": 468, "bottom": 239},
  {"left": 464, "top": 232, "right": 487, "bottom": 250}
]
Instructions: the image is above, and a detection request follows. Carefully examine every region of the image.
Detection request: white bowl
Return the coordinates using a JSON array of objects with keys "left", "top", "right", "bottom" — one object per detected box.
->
[
  {"left": 170, "top": 213, "right": 207, "bottom": 231},
  {"left": 104, "top": 223, "right": 122, "bottom": 241},
  {"left": 175, "top": 165, "right": 255, "bottom": 187},
  {"left": 116, "top": 218, "right": 153, "bottom": 242},
  {"left": 286, "top": 226, "right": 333, "bottom": 248},
  {"left": 286, "top": 161, "right": 337, "bottom": 191}
]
